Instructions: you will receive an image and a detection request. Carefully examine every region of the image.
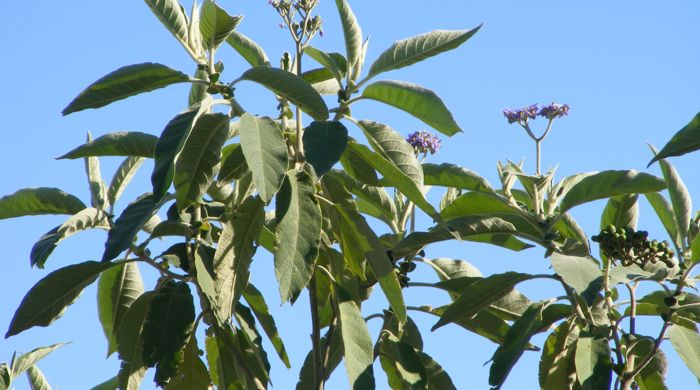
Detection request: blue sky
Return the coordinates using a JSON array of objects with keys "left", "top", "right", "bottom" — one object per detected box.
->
[{"left": 1, "top": 1, "right": 699, "bottom": 389}]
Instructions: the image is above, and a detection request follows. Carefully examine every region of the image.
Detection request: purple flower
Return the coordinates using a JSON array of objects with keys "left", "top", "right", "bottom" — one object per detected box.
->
[
  {"left": 406, "top": 131, "right": 441, "bottom": 155},
  {"left": 503, "top": 104, "right": 539, "bottom": 124},
  {"left": 538, "top": 103, "right": 570, "bottom": 120}
]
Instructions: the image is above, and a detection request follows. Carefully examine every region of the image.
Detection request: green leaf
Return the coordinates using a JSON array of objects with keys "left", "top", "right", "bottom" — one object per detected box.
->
[
  {"left": 117, "top": 291, "right": 155, "bottom": 390},
  {"left": 432, "top": 272, "right": 534, "bottom": 331},
  {"left": 174, "top": 113, "right": 229, "bottom": 211},
  {"left": 226, "top": 30, "right": 270, "bottom": 67},
  {"left": 656, "top": 155, "right": 692, "bottom": 247},
  {"left": 58, "top": 132, "right": 158, "bottom": 159},
  {"left": 109, "top": 157, "right": 145, "bottom": 208},
  {"left": 558, "top": 170, "right": 666, "bottom": 213},
  {"left": 356, "top": 120, "right": 423, "bottom": 188},
  {"left": 550, "top": 253, "right": 603, "bottom": 305},
  {"left": 274, "top": 170, "right": 322, "bottom": 303},
  {"left": 90, "top": 376, "right": 119, "bottom": 390},
  {"left": 362, "top": 80, "right": 461, "bottom": 136},
  {"left": 97, "top": 262, "right": 144, "bottom": 357},
  {"left": 239, "top": 114, "right": 289, "bottom": 203},
  {"left": 237, "top": 66, "right": 328, "bottom": 120},
  {"left": 418, "top": 350, "right": 457, "bottom": 390},
  {"left": 379, "top": 332, "right": 427, "bottom": 389},
  {"left": 334, "top": 0, "right": 363, "bottom": 82},
  {"left": 102, "top": 194, "right": 159, "bottom": 262},
  {"left": 189, "top": 66, "right": 209, "bottom": 107},
  {"left": 62, "top": 63, "right": 191, "bottom": 115},
  {"left": 82, "top": 132, "right": 108, "bottom": 210},
  {"left": 141, "top": 281, "right": 195, "bottom": 387},
  {"left": 243, "top": 284, "right": 291, "bottom": 368},
  {"left": 218, "top": 144, "right": 249, "bottom": 183},
  {"left": 645, "top": 192, "right": 683, "bottom": 251},
  {"left": 167, "top": 336, "right": 210, "bottom": 390},
  {"left": 539, "top": 321, "right": 580, "bottom": 390},
  {"left": 152, "top": 110, "right": 199, "bottom": 201},
  {"left": 30, "top": 207, "right": 110, "bottom": 268},
  {"left": 200, "top": 0, "right": 241, "bottom": 51},
  {"left": 601, "top": 194, "right": 638, "bottom": 230},
  {"left": 422, "top": 162, "right": 494, "bottom": 192},
  {"left": 143, "top": 0, "right": 193, "bottom": 58},
  {"left": 1, "top": 364, "right": 10, "bottom": 390},
  {"left": 304, "top": 46, "right": 345, "bottom": 85},
  {"left": 575, "top": 336, "right": 612, "bottom": 390},
  {"left": 329, "top": 171, "right": 397, "bottom": 223},
  {"left": 489, "top": 301, "right": 547, "bottom": 389},
  {"left": 648, "top": 112, "right": 700, "bottom": 165},
  {"left": 213, "top": 195, "right": 265, "bottom": 322},
  {"left": 25, "top": 365, "right": 50, "bottom": 390},
  {"left": 6, "top": 261, "right": 120, "bottom": 337},
  {"left": 667, "top": 325, "right": 700, "bottom": 380},
  {"left": 368, "top": 26, "right": 481, "bottom": 77},
  {"left": 10, "top": 343, "right": 65, "bottom": 378},
  {"left": 346, "top": 141, "right": 437, "bottom": 218},
  {"left": 0, "top": 188, "right": 85, "bottom": 220},
  {"left": 628, "top": 337, "right": 669, "bottom": 390},
  {"left": 335, "top": 285, "right": 375, "bottom": 388},
  {"left": 440, "top": 191, "right": 527, "bottom": 221},
  {"left": 339, "top": 144, "right": 381, "bottom": 186},
  {"left": 303, "top": 121, "right": 348, "bottom": 176}
]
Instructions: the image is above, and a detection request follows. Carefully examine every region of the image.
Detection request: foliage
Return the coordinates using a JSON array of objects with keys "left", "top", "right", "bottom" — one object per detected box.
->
[{"left": 2, "top": 1, "right": 700, "bottom": 389}]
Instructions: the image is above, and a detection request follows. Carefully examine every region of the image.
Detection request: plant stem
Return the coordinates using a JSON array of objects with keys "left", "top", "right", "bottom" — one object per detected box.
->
[
  {"left": 295, "top": 42, "right": 305, "bottom": 165},
  {"left": 619, "top": 321, "right": 670, "bottom": 390},
  {"left": 535, "top": 140, "right": 541, "bottom": 176}
]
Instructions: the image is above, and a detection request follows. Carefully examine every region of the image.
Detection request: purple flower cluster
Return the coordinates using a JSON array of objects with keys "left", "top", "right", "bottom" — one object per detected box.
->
[
  {"left": 503, "top": 103, "right": 570, "bottom": 124},
  {"left": 406, "top": 131, "right": 441, "bottom": 155}
]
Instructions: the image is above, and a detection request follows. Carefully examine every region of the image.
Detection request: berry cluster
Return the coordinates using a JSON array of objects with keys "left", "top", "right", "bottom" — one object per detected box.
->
[{"left": 592, "top": 225, "right": 675, "bottom": 268}]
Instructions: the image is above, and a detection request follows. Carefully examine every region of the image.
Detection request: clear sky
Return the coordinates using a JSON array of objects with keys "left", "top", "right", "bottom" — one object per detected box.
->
[{"left": 1, "top": 1, "right": 699, "bottom": 389}]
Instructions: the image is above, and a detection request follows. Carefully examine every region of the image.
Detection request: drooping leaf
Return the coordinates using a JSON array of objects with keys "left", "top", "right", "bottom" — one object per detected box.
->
[
  {"left": 25, "top": 365, "right": 51, "bottom": 390},
  {"left": 237, "top": 66, "right": 328, "bottom": 120},
  {"left": 339, "top": 143, "right": 381, "bottom": 186},
  {"left": 628, "top": 337, "right": 669, "bottom": 390},
  {"left": 558, "top": 170, "right": 666, "bottom": 213},
  {"left": 648, "top": 112, "right": 700, "bottom": 165},
  {"left": 167, "top": 336, "right": 210, "bottom": 390},
  {"left": 422, "top": 162, "right": 494, "bottom": 192},
  {"left": 200, "top": 0, "right": 241, "bottom": 50},
  {"left": 62, "top": 63, "right": 191, "bottom": 115},
  {"left": 274, "top": 170, "right": 321, "bottom": 303},
  {"left": 667, "top": 325, "right": 700, "bottom": 380},
  {"left": 550, "top": 253, "right": 603, "bottom": 305},
  {"left": 243, "top": 284, "right": 291, "bottom": 368},
  {"left": 6, "top": 261, "right": 120, "bottom": 337},
  {"left": 97, "top": 262, "right": 144, "bottom": 357},
  {"left": 304, "top": 46, "right": 345, "bottom": 85},
  {"left": 379, "top": 332, "right": 427, "bottom": 389},
  {"left": 330, "top": 171, "right": 397, "bottom": 223},
  {"left": 334, "top": 0, "right": 363, "bottom": 82},
  {"left": 575, "top": 335, "right": 612, "bottom": 390},
  {"left": 152, "top": 110, "right": 199, "bottom": 201},
  {"left": 102, "top": 194, "right": 159, "bottom": 262},
  {"left": 362, "top": 80, "right": 461, "bottom": 136},
  {"left": 141, "top": 281, "right": 195, "bottom": 387},
  {"left": 368, "top": 26, "right": 481, "bottom": 77},
  {"left": 239, "top": 114, "right": 289, "bottom": 203},
  {"left": 432, "top": 272, "right": 534, "bottom": 331},
  {"left": 108, "top": 157, "right": 145, "bottom": 208},
  {"left": 417, "top": 350, "right": 457, "bottom": 390},
  {"left": 82, "top": 132, "right": 108, "bottom": 210},
  {"left": 143, "top": 0, "right": 194, "bottom": 59},
  {"left": 10, "top": 343, "right": 65, "bottom": 378},
  {"left": 303, "top": 121, "right": 348, "bottom": 176},
  {"left": 656, "top": 155, "right": 692, "bottom": 247},
  {"left": 30, "top": 207, "right": 110, "bottom": 268},
  {"left": 189, "top": 66, "right": 209, "bottom": 107},
  {"left": 174, "top": 113, "right": 229, "bottom": 211},
  {"left": 296, "top": 327, "right": 343, "bottom": 390},
  {"left": 213, "top": 195, "right": 265, "bottom": 322},
  {"left": 117, "top": 291, "right": 155, "bottom": 390},
  {"left": 489, "top": 301, "right": 547, "bottom": 390},
  {"left": 601, "top": 194, "right": 638, "bottom": 231},
  {"left": 336, "top": 285, "right": 375, "bottom": 389},
  {"left": 217, "top": 143, "right": 249, "bottom": 183},
  {"left": 645, "top": 193, "right": 684, "bottom": 254},
  {"left": 90, "top": 375, "right": 119, "bottom": 390},
  {"left": 539, "top": 321, "right": 580, "bottom": 390},
  {"left": 0, "top": 188, "right": 85, "bottom": 220},
  {"left": 226, "top": 30, "right": 270, "bottom": 67},
  {"left": 58, "top": 132, "right": 158, "bottom": 159}
]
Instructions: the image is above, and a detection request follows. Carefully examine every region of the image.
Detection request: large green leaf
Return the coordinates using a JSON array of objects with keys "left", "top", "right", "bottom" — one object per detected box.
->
[
  {"left": 601, "top": 194, "right": 638, "bottom": 230},
  {"left": 440, "top": 191, "right": 527, "bottom": 221},
  {"left": 152, "top": 110, "right": 199, "bottom": 201},
  {"left": 200, "top": 0, "right": 241, "bottom": 51},
  {"left": 422, "top": 162, "right": 494, "bottom": 192},
  {"left": 217, "top": 143, "right": 249, "bottom": 183},
  {"left": 10, "top": 343, "right": 65, "bottom": 379},
  {"left": 237, "top": 67, "right": 329, "bottom": 120},
  {"left": 379, "top": 332, "right": 427, "bottom": 389},
  {"left": 30, "top": 207, "right": 110, "bottom": 268},
  {"left": 303, "top": 121, "right": 348, "bottom": 176},
  {"left": 539, "top": 321, "right": 580, "bottom": 390},
  {"left": 489, "top": 302, "right": 547, "bottom": 389},
  {"left": 339, "top": 143, "right": 381, "bottom": 186},
  {"left": 174, "top": 113, "right": 229, "bottom": 211},
  {"left": 213, "top": 195, "right": 265, "bottom": 322},
  {"left": 648, "top": 112, "right": 700, "bottom": 165},
  {"left": 667, "top": 325, "right": 700, "bottom": 380},
  {"left": 368, "top": 26, "right": 481, "bottom": 77},
  {"left": 558, "top": 170, "right": 666, "bottom": 213},
  {"left": 628, "top": 337, "right": 669, "bottom": 390},
  {"left": 334, "top": 0, "right": 363, "bottom": 82},
  {"left": 62, "top": 63, "right": 191, "bottom": 115},
  {"left": 25, "top": 365, "right": 50, "bottom": 390},
  {"left": 550, "top": 253, "right": 603, "bottom": 305},
  {"left": 167, "top": 336, "right": 210, "bottom": 390},
  {"left": 243, "top": 284, "right": 291, "bottom": 368},
  {"left": 6, "top": 261, "right": 121, "bottom": 337},
  {"left": 0, "top": 188, "right": 85, "bottom": 220},
  {"left": 330, "top": 171, "right": 397, "bottom": 223},
  {"left": 58, "top": 132, "right": 158, "bottom": 159},
  {"left": 97, "top": 262, "right": 144, "bottom": 357},
  {"left": 362, "top": 80, "right": 461, "bottom": 136},
  {"left": 645, "top": 192, "right": 683, "bottom": 251},
  {"left": 336, "top": 285, "right": 375, "bottom": 388},
  {"left": 432, "top": 272, "right": 534, "bottom": 331},
  {"left": 656, "top": 156, "right": 692, "bottom": 247},
  {"left": 274, "top": 170, "right": 322, "bottom": 303},
  {"left": 575, "top": 336, "right": 612, "bottom": 390},
  {"left": 102, "top": 194, "right": 159, "bottom": 262},
  {"left": 141, "top": 281, "right": 195, "bottom": 387},
  {"left": 143, "top": 0, "right": 193, "bottom": 59},
  {"left": 108, "top": 157, "right": 145, "bottom": 208},
  {"left": 117, "top": 291, "right": 155, "bottom": 390},
  {"left": 417, "top": 350, "right": 457, "bottom": 390},
  {"left": 304, "top": 47, "right": 345, "bottom": 85},
  {"left": 239, "top": 114, "right": 289, "bottom": 203},
  {"left": 226, "top": 30, "right": 270, "bottom": 67}
]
